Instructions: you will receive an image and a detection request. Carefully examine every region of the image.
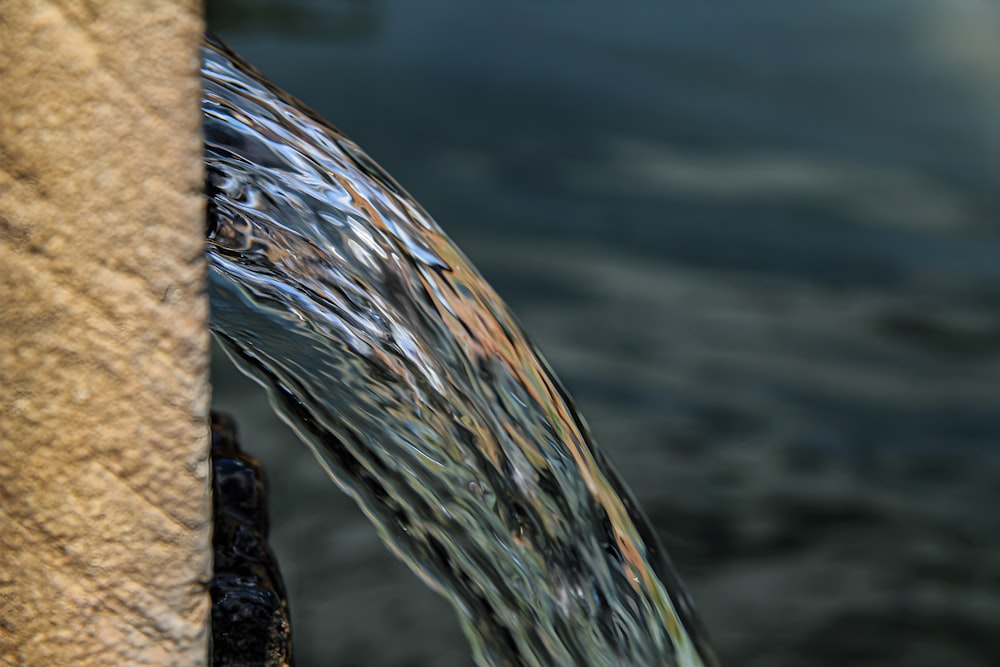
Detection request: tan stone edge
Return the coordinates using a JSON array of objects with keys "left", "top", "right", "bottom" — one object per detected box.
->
[{"left": 0, "top": 2, "right": 210, "bottom": 665}]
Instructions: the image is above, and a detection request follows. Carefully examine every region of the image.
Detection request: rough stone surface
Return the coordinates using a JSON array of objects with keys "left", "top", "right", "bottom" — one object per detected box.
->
[{"left": 0, "top": 2, "right": 209, "bottom": 665}]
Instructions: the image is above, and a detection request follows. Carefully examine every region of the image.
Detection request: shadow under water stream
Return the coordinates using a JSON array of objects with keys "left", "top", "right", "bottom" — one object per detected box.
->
[{"left": 202, "top": 35, "right": 718, "bottom": 667}]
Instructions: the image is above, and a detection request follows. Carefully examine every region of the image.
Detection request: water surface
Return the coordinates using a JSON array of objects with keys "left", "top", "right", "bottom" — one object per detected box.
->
[{"left": 208, "top": 3, "right": 1000, "bottom": 666}]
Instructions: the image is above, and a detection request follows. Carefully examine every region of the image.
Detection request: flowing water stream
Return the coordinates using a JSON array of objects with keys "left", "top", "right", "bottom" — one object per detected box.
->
[{"left": 203, "top": 35, "right": 717, "bottom": 667}]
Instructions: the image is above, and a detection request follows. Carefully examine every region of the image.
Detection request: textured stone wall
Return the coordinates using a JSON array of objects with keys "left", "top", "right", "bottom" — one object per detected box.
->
[{"left": 0, "top": 2, "right": 209, "bottom": 665}]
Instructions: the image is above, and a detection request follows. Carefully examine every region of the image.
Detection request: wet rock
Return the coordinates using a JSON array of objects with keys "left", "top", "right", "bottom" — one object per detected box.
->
[{"left": 211, "top": 412, "right": 295, "bottom": 667}]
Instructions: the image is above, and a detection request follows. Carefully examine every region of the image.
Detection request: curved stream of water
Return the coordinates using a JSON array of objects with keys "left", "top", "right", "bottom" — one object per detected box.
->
[{"left": 203, "top": 35, "right": 718, "bottom": 667}]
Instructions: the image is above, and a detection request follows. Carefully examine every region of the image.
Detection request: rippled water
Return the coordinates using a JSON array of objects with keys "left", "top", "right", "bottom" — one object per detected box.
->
[{"left": 203, "top": 35, "right": 717, "bottom": 667}]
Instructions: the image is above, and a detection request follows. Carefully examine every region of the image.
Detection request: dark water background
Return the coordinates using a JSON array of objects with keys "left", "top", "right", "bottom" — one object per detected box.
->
[{"left": 206, "top": 1, "right": 1000, "bottom": 665}]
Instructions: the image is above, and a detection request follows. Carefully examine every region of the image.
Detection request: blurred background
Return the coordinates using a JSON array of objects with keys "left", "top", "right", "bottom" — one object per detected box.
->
[{"left": 205, "top": 1, "right": 1000, "bottom": 665}]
